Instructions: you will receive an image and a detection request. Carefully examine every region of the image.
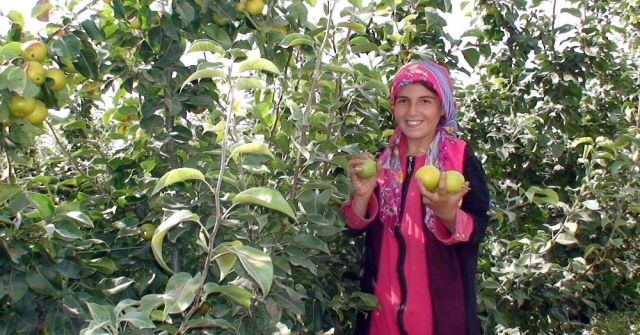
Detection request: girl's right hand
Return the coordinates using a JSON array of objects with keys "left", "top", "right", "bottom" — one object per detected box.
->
[{"left": 348, "top": 152, "right": 384, "bottom": 198}]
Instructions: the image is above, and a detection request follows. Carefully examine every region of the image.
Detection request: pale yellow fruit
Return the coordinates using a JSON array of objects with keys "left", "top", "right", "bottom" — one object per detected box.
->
[
  {"left": 129, "top": 17, "right": 141, "bottom": 29},
  {"left": 45, "top": 68, "right": 67, "bottom": 91},
  {"left": 212, "top": 13, "right": 229, "bottom": 25},
  {"left": 140, "top": 223, "right": 156, "bottom": 241},
  {"left": 415, "top": 165, "right": 440, "bottom": 192},
  {"left": 8, "top": 95, "right": 37, "bottom": 117},
  {"left": 20, "top": 40, "right": 47, "bottom": 63},
  {"left": 356, "top": 158, "right": 377, "bottom": 179},
  {"left": 234, "top": 1, "right": 246, "bottom": 13},
  {"left": 444, "top": 170, "right": 466, "bottom": 194},
  {"left": 26, "top": 100, "right": 48, "bottom": 125},
  {"left": 25, "top": 61, "right": 46, "bottom": 86},
  {"left": 245, "top": 0, "right": 265, "bottom": 15}
]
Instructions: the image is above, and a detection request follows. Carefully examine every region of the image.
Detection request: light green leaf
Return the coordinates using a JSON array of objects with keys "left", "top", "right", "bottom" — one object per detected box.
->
[
  {"left": 85, "top": 257, "right": 117, "bottom": 275},
  {"left": 25, "top": 192, "right": 55, "bottom": 220},
  {"left": 151, "top": 210, "right": 201, "bottom": 273},
  {"left": 7, "top": 10, "right": 25, "bottom": 27},
  {"left": 86, "top": 302, "right": 113, "bottom": 324},
  {"left": 555, "top": 232, "right": 578, "bottom": 245},
  {"left": 232, "top": 187, "right": 296, "bottom": 220},
  {"left": 151, "top": 168, "right": 205, "bottom": 196},
  {"left": 53, "top": 211, "right": 94, "bottom": 228},
  {"left": 185, "top": 318, "right": 235, "bottom": 330},
  {"left": 180, "top": 68, "right": 226, "bottom": 91},
  {"left": 235, "top": 77, "right": 265, "bottom": 90},
  {"left": 583, "top": 200, "right": 600, "bottom": 210},
  {"left": 336, "top": 22, "right": 366, "bottom": 34},
  {"left": 0, "top": 184, "right": 22, "bottom": 204},
  {"left": 238, "top": 58, "right": 281, "bottom": 75},
  {"left": 212, "top": 241, "right": 243, "bottom": 281},
  {"left": 202, "top": 283, "right": 252, "bottom": 309},
  {"left": 119, "top": 312, "right": 155, "bottom": 329},
  {"left": 230, "top": 245, "right": 273, "bottom": 295},
  {"left": 279, "top": 33, "right": 315, "bottom": 48},
  {"left": 230, "top": 142, "right": 275, "bottom": 160},
  {"left": 163, "top": 272, "right": 203, "bottom": 319},
  {"left": 186, "top": 39, "right": 225, "bottom": 54}
]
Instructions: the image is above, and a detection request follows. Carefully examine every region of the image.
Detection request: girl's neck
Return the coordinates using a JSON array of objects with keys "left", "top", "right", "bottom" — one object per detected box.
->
[{"left": 404, "top": 136, "right": 435, "bottom": 157}]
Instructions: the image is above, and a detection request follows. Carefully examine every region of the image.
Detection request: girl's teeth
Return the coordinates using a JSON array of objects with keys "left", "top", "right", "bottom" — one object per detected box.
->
[{"left": 408, "top": 121, "right": 421, "bottom": 125}]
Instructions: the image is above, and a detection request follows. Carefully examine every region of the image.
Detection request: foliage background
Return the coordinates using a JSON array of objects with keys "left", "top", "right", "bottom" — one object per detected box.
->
[{"left": 0, "top": 0, "right": 639, "bottom": 334}]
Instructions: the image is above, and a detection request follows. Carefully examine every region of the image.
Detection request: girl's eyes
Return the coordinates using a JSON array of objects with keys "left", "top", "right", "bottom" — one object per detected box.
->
[{"left": 396, "top": 98, "right": 432, "bottom": 104}]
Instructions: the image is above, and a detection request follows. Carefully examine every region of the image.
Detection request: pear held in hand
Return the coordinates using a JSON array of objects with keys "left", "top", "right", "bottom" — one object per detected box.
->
[
  {"left": 444, "top": 170, "right": 466, "bottom": 194},
  {"left": 356, "top": 158, "right": 377, "bottom": 179},
  {"left": 415, "top": 165, "right": 441, "bottom": 192}
]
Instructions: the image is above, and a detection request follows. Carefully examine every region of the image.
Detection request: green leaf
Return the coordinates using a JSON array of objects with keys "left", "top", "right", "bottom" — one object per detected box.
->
[
  {"left": 555, "top": 232, "right": 578, "bottom": 245},
  {"left": 235, "top": 77, "right": 265, "bottom": 90},
  {"left": 293, "top": 234, "right": 330, "bottom": 254},
  {"left": 212, "top": 241, "right": 243, "bottom": 281},
  {"left": 53, "top": 211, "right": 94, "bottom": 228},
  {"left": 560, "top": 7, "right": 582, "bottom": 18},
  {"left": 336, "top": 22, "right": 366, "bottom": 34},
  {"left": 54, "top": 220, "right": 83, "bottom": 242},
  {"left": 25, "top": 192, "right": 55, "bottom": 220},
  {"left": 185, "top": 318, "right": 235, "bottom": 330},
  {"left": 230, "top": 245, "right": 273, "bottom": 295},
  {"left": 187, "top": 39, "right": 225, "bottom": 54},
  {"left": 280, "top": 33, "right": 315, "bottom": 48},
  {"left": 86, "top": 302, "right": 113, "bottom": 324},
  {"left": 232, "top": 187, "right": 296, "bottom": 220},
  {"left": 0, "top": 184, "right": 22, "bottom": 204},
  {"left": 119, "top": 311, "right": 155, "bottom": 329},
  {"left": 6, "top": 271, "right": 29, "bottom": 303},
  {"left": 202, "top": 283, "right": 252, "bottom": 309},
  {"left": 151, "top": 210, "right": 201, "bottom": 273},
  {"left": 162, "top": 272, "right": 203, "bottom": 319},
  {"left": 180, "top": 68, "right": 226, "bottom": 91},
  {"left": 151, "top": 168, "right": 206, "bottom": 196},
  {"left": 7, "top": 10, "right": 25, "bottom": 27},
  {"left": 461, "top": 48, "right": 480, "bottom": 68},
  {"left": 238, "top": 58, "right": 282, "bottom": 75},
  {"left": 85, "top": 257, "right": 117, "bottom": 275},
  {"left": 583, "top": 200, "right": 600, "bottom": 210},
  {"left": 230, "top": 142, "right": 275, "bottom": 160},
  {"left": 525, "top": 186, "right": 559, "bottom": 206},
  {"left": 26, "top": 267, "right": 60, "bottom": 298}
]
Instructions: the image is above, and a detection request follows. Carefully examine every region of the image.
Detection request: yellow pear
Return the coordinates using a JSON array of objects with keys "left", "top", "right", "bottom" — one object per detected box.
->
[
  {"left": 245, "top": 0, "right": 265, "bottom": 15},
  {"left": 8, "top": 95, "right": 37, "bottom": 117},
  {"left": 24, "top": 61, "right": 46, "bottom": 86},
  {"left": 45, "top": 68, "right": 67, "bottom": 91},
  {"left": 20, "top": 40, "right": 47, "bottom": 63},
  {"left": 415, "top": 165, "right": 440, "bottom": 192},
  {"left": 26, "top": 100, "right": 48, "bottom": 125},
  {"left": 356, "top": 158, "right": 377, "bottom": 179},
  {"left": 444, "top": 170, "right": 466, "bottom": 194}
]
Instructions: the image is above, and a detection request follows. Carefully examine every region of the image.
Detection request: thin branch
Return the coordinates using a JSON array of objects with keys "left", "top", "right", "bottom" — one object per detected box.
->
[
  {"left": 288, "top": 0, "right": 337, "bottom": 200},
  {"left": 46, "top": 120, "right": 101, "bottom": 191},
  {"left": 176, "top": 64, "right": 236, "bottom": 335}
]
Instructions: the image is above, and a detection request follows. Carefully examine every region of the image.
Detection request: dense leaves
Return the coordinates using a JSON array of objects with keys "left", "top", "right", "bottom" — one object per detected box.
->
[{"left": 0, "top": 0, "right": 638, "bottom": 334}]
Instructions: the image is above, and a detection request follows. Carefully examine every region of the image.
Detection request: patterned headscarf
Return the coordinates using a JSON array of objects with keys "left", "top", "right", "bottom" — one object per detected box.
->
[{"left": 377, "top": 60, "right": 460, "bottom": 231}]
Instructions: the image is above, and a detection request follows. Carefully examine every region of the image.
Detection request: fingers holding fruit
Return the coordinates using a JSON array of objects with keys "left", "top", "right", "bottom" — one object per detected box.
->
[{"left": 348, "top": 153, "right": 382, "bottom": 197}]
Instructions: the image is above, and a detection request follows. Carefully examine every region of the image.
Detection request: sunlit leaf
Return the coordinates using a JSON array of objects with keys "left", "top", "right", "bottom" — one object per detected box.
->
[
  {"left": 180, "top": 68, "right": 226, "bottom": 91},
  {"left": 230, "top": 245, "right": 273, "bottom": 295},
  {"left": 186, "top": 39, "right": 225, "bottom": 54},
  {"left": 280, "top": 33, "right": 315, "bottom": 48},
  {"left": 230, "top": 142, "right": 275, "bottom": 160},
  {"left": 151, "top": 210, "right": 201, "bottom": 273},
  {"left": 202, "top": 283, "right": 251, "bottom": 309},
  {"left": 232, "top": 187, "right": 296, "bottom": 220},
  {"left": 151, "top": 168, "right": 206, "bottom": 196},
  {"left": 238, "top": 58, "right": 281, "bottom": 75}
]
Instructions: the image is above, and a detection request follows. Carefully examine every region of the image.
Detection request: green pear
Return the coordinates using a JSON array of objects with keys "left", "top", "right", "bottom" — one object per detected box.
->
[
  {"left": 445, "top": 170, "right": 466, "bottom": 194},
  {"left": 356, "top": 158, "right": 377, "bottom": 179},
  {"left": 415, "top": 165, "right": 440, "bottom": 192}
]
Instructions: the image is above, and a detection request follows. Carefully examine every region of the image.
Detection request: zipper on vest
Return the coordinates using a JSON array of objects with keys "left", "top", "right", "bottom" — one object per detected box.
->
[{"left": 394, "top": 155, "right": 414, "bottom": 335}]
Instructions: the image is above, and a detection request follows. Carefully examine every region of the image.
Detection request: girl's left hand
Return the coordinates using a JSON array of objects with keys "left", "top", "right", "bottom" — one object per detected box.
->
[{"left": 416, "top": 172, "right": 470, "bottom": 224}]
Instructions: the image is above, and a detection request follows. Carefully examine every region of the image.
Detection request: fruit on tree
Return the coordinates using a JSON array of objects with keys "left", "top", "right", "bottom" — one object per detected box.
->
[
  {"left": 212, "top": 13, "right": 229, "bottom": 25},
  {"left": 45, "top": 68, "right": 67, "bottom": 91},
  {"left": 444, "top": 170, "right": 465, "bottom": 194},
  {"left": 8, "top": 95, "right": 37, "bottom": 117},
  {"left": 487, "top": 5, "right": 499, "bottom": 15},
  {"left": 129, "top": 17, "right": 141, "bottom": 29},
  {"left": 356, "top": 158, "right": 377, "bottom": 179},
  {"left": 20, "top": 40, "right": 47, "bottom": 63},
  {"left": 24, "top": 61, "right": 46, "bottom": 86},
  {"left": 245, "top": 0, "right": 265, "bottom": 15},
  {"left": 26, "top": 100, "right": 48, "bottom": 125},
  {"left": 273, "top": 26, "right": 288, "bottom": 35},
  {"left": 415, "top": 165, "right": 440, "bottom": 192},
  {"left": 234, "top": 1, "right": 246, "bottom": 13},
  {"left": 140, "top": 223, "right": 156, "bottom": 241}
]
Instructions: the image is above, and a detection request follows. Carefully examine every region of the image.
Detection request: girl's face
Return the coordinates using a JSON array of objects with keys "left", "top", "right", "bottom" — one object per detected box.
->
[{"left": 393, "top": 82, "right": 444, "bottom": 146}]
